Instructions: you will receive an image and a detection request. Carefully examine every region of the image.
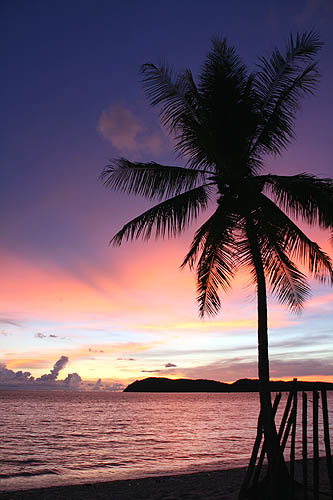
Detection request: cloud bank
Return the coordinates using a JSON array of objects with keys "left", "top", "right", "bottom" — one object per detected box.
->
[
  {"left": 0, "top": 356, "right": 81, "bottom": 390},
  {"left": 161, "top": 356, "right": 333, "bottom": 382},
  {"left": 0, "top": 356, "right": 123, "bottom": 391}
]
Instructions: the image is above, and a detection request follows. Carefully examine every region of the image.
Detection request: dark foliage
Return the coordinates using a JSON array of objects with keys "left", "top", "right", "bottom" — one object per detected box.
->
[{"left": 102, "top": 31, "right": 333, "bottom": 317}]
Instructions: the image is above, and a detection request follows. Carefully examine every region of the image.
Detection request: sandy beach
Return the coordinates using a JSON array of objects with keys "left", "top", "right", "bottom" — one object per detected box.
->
[
  {"left": 0, "top": 468, "right": 244, "bottom": 500},
  {"left": 0, "top": 460, "right": 331, "bottom": 500}
]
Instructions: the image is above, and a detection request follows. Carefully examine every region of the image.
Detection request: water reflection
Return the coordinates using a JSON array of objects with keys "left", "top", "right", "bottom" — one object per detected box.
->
[{"left": 0, "top": 391, "right": 331, "bottom": 491}]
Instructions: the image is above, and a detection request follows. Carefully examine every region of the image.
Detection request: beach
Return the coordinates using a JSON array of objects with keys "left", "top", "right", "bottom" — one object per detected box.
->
[
  {"left": 0, "top": 467, "right": 246, "bottom": 500},
  {"left": 0, "top": 460, "right": 331, "bottom": 500}
]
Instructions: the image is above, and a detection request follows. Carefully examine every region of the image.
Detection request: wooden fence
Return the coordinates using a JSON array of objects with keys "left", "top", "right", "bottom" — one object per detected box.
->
[{"left": 239, "top": 383, "right": 333, "bottom": 499}]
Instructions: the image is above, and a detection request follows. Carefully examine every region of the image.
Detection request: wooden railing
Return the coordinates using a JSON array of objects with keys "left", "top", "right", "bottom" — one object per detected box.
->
[{"left": 239, "top": 382, "right": 333, "bottom": 499}]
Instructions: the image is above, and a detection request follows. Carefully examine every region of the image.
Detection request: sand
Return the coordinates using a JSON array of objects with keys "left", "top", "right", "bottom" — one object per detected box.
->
[
  {"left": 0, "top": 468, "right": 245, "bottom": 500},
  {"left": 0, "top": 460, "right": 331, "bottom": 500}
]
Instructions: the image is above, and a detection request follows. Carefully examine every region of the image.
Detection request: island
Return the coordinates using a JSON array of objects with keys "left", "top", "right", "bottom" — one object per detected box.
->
[{"left": 124, "top": 377, "right": 333, "bottom": 392}]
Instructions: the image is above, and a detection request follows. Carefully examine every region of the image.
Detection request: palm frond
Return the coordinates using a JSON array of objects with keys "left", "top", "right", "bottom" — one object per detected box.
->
[
  {"left": 196, "top": 241, "right": 235, "bottom": 317},
  {"left": 258, "top": 194, "right": 333, "bottom": 285},
  {"left": 140, "top": 63, "right": 215, "bottom": 170},
  {"left": 101, "top": 159, "right": 211, "bottom": 201},
  {"left": 140, "top": 63, "right": 200, "bottom": 131},
  {"left": 195, "top": 37, "right": 258, "bottom": 174},
  {"left": 181, "top": 207, "right": 238, "bottom": 316},
  {"left": 199, "top": 37, "right": 249, "bottom": 96},
  {"left": 181, "top": 210, "right": 220, "bottom": 270},
  {"left": 111, "top": 185, "right": 212, "bottom": 246},
  {"left": 263, "top": 244, "right": 310, "bottom": 312},
  {"left": 238, "top": 215, "right": 310, "bottom": 311},
  {"left": 256, "top": 217, "right": 311, "bottom": 311},
  {"left": 261, "top": 173, "right": 333, "bottom": 228},
  {"left": 252, "top": 31, "right": 323, "bottom": 156}
]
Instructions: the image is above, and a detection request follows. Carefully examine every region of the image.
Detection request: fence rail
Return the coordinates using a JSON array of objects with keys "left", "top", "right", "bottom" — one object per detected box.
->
[{"left": 239, "top": 382, "right": 333, "bottom": 499}]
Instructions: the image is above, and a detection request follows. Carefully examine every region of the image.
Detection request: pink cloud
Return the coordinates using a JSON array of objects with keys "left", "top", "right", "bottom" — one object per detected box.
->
[
  {"left": 98, "top": 105, "right": 162, "bottom": 156},
  {"left": 0, "top": 251, "right": 143, "bottom": 322},
  {"left": 159, "top": 356, "right": 333, "bottom": 383},
  {"left": 295, "top": 0, "right": 333, "bottom": 23},
  {"left": 305, "top": 292, "right": 333, "bottom": 309},
  {"left": 69, "top": 340, "right": 164, "bottom": 360},
  {"left": 6, "top": 358, "right": 51, "bottom": 370}
]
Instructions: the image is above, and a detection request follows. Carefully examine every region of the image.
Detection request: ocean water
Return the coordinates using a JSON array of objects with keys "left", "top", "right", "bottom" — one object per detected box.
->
[{"left": 0, "top": 390, "right": 332, "bottom": 492}]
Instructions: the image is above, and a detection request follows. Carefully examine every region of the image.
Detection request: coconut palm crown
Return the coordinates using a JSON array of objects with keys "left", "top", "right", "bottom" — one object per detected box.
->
[{"left": 102, "top": 32, "right": 333, "bottom": 318}]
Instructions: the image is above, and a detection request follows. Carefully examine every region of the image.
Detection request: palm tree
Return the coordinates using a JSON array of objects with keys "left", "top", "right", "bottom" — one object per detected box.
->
[{"left": 101, "top": 32, "right": 333, "bottom": 498}]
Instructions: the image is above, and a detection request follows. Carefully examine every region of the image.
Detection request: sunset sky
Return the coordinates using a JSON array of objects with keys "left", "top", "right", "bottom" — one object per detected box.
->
[{"left": 1, "top": 0, "right": 332, "bottom": 390}]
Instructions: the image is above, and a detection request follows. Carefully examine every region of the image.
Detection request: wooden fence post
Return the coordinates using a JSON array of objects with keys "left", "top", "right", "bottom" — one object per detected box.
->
[
  {"left": 290, "top": 388, "right": 297, "bottom": 497},
  {"left": 321, "top": 388, "right": 333, "bottom": 497},
  {"left": 252, "top": 393, "right": 282, "bottom": 487},
  {"left": 302, "top": 392, "right": 308, "bottom": 500},
  {"left": 313, "top": 390, "right": 319, "bottom": 500},
  {"left": 239, "top": 393, "right": 282, "bottom": 499},
  {"left": 239, "top": 411, "right": 263, "bottom": 499}
]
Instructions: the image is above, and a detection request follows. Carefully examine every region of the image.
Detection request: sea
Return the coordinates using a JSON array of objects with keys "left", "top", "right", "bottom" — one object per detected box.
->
[{"left": 0, "top": 391, "right": 332, "bottom": 492}]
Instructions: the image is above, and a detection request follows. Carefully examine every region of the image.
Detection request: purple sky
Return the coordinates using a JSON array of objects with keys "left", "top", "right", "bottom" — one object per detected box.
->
[{"left": 1, "top": 0, "right": 332, "bottom": 389}]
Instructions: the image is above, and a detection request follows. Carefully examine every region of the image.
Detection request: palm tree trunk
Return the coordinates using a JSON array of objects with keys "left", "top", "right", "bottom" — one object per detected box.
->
[{"left": 247, "top": 223, "right": 290, "bottom": 499}]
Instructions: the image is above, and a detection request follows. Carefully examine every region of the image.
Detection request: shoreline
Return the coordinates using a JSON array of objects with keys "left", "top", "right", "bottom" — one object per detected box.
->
[
  {"left": 0, "top": 459, "right": 331, "bottom": 500},
  {"left": 0, "top": 467, "right": 247, "bottom": 500}
]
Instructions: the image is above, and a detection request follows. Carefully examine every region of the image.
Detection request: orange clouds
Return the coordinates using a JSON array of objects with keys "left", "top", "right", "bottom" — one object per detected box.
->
[
  {"left": 1, "top": 245, "right": 324, "bottom": 344},
  {"left": 137, "top": 315, "right": 298, "bottom": 333},
  {"left": 6, "top": 358, "right": 50, "bottom": 370},
  {"left": 0, "top": 246, "right": 194, "bottom": 326},
  {"left": 3, "top": 337, "right": 166, "bottom": 380},
  {"left": 1, "top": 228, "right": 332, "bottom": 386},
  {"left": 0, "top": 252, "right": 140, "bottom": 321},
  {"left": 68, "top": 340, "right": 164, "bottom": 361},
  {"left": 272, "top": 375, "right": 333, "bottom": 383}
]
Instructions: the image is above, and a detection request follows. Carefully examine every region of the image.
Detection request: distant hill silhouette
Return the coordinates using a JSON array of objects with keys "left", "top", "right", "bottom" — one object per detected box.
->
[{"left": 124, "top": 377, "right": 333, "bottom": 392}]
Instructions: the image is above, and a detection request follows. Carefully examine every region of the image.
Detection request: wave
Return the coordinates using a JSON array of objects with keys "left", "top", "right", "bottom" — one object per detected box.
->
[
  {"left": 0, "top": 469, "right": 60, "bottom": 479},
  {"left": 1, "top": 459, "right": 43, "bottom": 465}
]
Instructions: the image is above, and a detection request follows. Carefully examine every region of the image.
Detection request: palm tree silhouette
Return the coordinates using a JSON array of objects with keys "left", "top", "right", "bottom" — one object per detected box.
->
[{"left": 101, "top": 32, "right": 333, "bottom": 498}]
